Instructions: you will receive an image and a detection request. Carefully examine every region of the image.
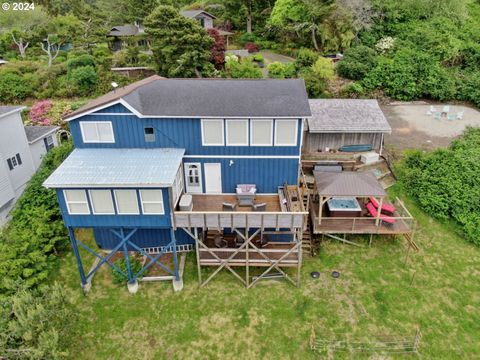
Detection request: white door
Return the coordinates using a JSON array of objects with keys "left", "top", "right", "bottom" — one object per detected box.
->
[
  {"left": 184, "top": 163, "right": 202, "bottom": 194},
  {"left": 204, "top": 163, "right": 222, "bottom": 193}
]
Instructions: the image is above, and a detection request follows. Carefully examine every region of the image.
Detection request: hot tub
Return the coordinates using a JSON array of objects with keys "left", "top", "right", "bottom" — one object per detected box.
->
[{"left": 327, "top": 197, "right": 361, "bottom": 217}]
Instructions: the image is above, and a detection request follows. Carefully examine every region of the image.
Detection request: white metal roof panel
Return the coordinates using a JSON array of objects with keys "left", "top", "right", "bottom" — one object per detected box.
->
[{"left": 43, "top": 148, "right": 185, "bottom": 188}]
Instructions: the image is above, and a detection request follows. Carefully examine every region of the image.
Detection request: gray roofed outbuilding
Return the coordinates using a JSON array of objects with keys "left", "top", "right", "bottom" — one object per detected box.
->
[
  {"left": 180, "top": 10, "right": 216, "bottom": 19},
  {"left": 43, "top": 148, "right": 185, "bottom": 188},
  {"left": 108, "top": 24, "right": 142, "bottom": 37},
  {"left": 313, "top": 171, "right": 386, "bottom": 197},
  {"left": 307, "top": 99, "right": 391, "bottom": 133},
  {"left": 24, "top": 125, "right": 59, "bottom": 144},
  {"left": 122, "top": 78, "right": 311, "bottom": 118}
]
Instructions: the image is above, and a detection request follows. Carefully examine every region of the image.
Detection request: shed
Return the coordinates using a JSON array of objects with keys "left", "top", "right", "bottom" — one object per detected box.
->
[
  {"left": 24, "top": 125, "right": 60, "bottom": 170},
  {"left": 304, "top": 99, "right": 391, "bottom": 154}
]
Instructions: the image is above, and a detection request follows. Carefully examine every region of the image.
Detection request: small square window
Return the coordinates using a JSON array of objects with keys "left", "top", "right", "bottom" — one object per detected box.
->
[{"left": 144, "top": 127, "right": 155, "bottom": 142}]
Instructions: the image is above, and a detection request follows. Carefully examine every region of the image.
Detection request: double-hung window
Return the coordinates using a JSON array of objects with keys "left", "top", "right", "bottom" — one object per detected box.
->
[
  {"left": 64, "top": 190, "right": 90, "bottom": 214},
  {"left": 139, "top": 190, "right": 164, "bottom": 215},
  {"left": 274, "top": 119, "right": 298, "bottom": 146},
  {"left": 114, "top": 190, "right": 139, "bottom": 215},
  {"left": 201, "top": 119, "right": 224, "bottom": 146},
  {"left": 226, "top": 119, "right": 248, "bottom": 146},
  {"left": 250, "top": 119, "right": 273, "bottom": 146},
  {"left": 89, "top": 190, "right": 115, "bottom": 214},
  {"left": 80, "top": 121, "right": 115, "bottom": 143}
]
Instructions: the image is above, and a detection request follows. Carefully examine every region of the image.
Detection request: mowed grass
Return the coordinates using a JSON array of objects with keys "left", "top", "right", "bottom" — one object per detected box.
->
[{"left": 53, "top": 195, "right": 480, "bottom": 359}]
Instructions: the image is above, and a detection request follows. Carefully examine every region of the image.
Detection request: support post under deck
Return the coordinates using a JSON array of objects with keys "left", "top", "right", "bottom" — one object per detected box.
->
[{"left": 67, "top": 227, "right": 90, "bottom": 292}]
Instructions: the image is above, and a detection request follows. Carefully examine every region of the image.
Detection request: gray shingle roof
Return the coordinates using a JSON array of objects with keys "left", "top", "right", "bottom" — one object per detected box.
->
[
  {"left": 24, "top": 125, "right": 59, "bottom": 143},
  {"left": 180, "top": 10, "right": 216, "bottom": 19},
  {"left": 43, "top": 148, "right": 185, "bottom": 188},
  {"left": 0, "top": 105, "right": 24, "bottom": 118},
  {"left": 108, "top": 24, "right": 142, "bottom": 37},
  {"left": 314, "top": 171, "right": 386, "bottom": 197},
  {"left": 308, "top": 99, "right": 391, "bottom": 133},
  {"left": 122, "top": 78, "right": 311, "bottom": 118}
]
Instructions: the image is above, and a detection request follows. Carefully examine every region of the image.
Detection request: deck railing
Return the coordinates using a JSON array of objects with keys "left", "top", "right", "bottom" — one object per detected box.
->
[
  {"left": 310, "top": 197, "right": 414, "bottom": 234},
  {"left": 198, "top": 244, "right": 300, "bottom": 267},
  {"left": 174, "top": 211, "right": 307, "bottom": 230}
]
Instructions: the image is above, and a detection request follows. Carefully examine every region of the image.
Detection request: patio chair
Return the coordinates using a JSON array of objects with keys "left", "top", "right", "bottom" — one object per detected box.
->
[
  {"left": 427, "top": 105, "right": 436, "bottom": 115},
  {"left": 252, "top": 202, "right": 267, "bottom": 212},
  {"left": 234, "top": 235, "right": 245, "bottom": 248},
  {"left": 447, "top": 113, "right": 456, "bottom": 121},
  {"left": 456, "top": 110, "right": 465, "bottom": 120},
  {"left": 369, "top": 196, "right": 396, "bottom": 215},
  {"left": 434, "top": 112, "right": 441, "bottom": 120},
  {"left": 366, "top": 202, "right": 396, "bottom": 225},
  {"left": 214, "top": 234, "right": 228, "bottom": 248},
  {"left": 236, "top": 184, "right": 257, "bottom": 206},
  {"left": 441, "top": 105, "right": 450, "bottom": 116},
  {"left": 222, "top": 201, "right": 237, "bottom": 211}
]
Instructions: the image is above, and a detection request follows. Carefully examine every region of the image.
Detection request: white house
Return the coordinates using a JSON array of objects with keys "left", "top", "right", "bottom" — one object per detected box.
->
[
  {"left": 0, "top": 106, "right": 59, "bottom": 225},
  {"left": 25, "top": 125, "right": 60, "bottom": 170}
]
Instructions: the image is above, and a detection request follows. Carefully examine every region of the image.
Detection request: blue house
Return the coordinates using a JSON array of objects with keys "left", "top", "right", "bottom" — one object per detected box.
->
[{"left": 44, "top": 76, "right": 311, "bottom": 292}]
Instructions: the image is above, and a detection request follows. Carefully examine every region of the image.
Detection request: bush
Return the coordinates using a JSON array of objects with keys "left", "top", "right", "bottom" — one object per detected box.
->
[
  {"left": 0, "top": 142, "right": 73, "bottom": 294},
  {"left": 311, "top": 57, "right": 335, "bottom": 80},
  {"left": 267, "top": 61, "right": 296, "bottom": 79},
  {"left": 398, "top": 128, "right": 480, "bottom": 245},
  {"left": 252, "top": 53, "right": 264, "bottom": 62},
  {"left": 29, "top": 100, "right": 54, "bottom": 124},
  {"left": 457, "top": 70, "right": 480, "bottom": 107},
  {"left": 244, "top": 42, "right": 260, "bottom": 53},
  {"left": 68, "top": 65, "right": 98, "bottom": 96},
  {"left": 225, "top": 57, "right": 262, "bottom": 78},
  {"left": 294, "top": 48, "right": 319, "bottom": 70},
  {"left": 111, "top": 257, "right": 143, "bottom": 284},
  {"left": 337, "top": 45, "right": 378, "bottom": 80},
  {"left": 298, "top": 68, "right": 327, "bottom": 98},
  {"left": 66, "top": 54, "right": 95, "bottom": 71},
  {"left": 239, "top": 32, "right": 257, "bottom": 46},
  {"left": 0, "top": 71, "right": 33, "bottom": 103},
  {"left": 0, "top": 283, "right": 75, "bottom": 359}
]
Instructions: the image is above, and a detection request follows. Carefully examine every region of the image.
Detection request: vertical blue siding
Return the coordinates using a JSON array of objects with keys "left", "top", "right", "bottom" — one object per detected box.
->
[
  {"left": 93, "top": 228, "right": 193, "bottom": 250},
  {"left": 56, "top": 187, "right": 172, "bottom": 228},
  {"left": 183, "top": 157, "right": 299, "bottom": 193},
  {"left": 70, "top": 115, "right": 302, "bottom": 156}
]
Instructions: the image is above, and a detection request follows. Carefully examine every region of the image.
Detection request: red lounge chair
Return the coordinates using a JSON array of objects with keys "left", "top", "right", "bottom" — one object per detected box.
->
[
  {"left": 366, "top": 202, "right": 396, "bottom": 224},
  {"left": 369, "top": 197, "right": 396, "bottom": 215}
]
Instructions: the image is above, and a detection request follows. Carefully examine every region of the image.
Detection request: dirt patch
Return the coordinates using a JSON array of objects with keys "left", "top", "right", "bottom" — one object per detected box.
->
[{"left": 381, "top": 103, "right": 480, "bottom": 152}]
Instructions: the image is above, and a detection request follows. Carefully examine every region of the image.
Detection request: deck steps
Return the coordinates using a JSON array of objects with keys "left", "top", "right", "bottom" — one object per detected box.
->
[
  {"left": 300, "top": 188, "right": 317, "bottom": 256},
  {"left": 355, "top": 158, "right": 396, "bottom": 190}
]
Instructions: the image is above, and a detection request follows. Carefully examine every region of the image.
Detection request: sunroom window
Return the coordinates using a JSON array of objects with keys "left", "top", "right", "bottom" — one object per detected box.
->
[
  {"left": 139, "top": 190, "right": 164, "bottom": 215},
  {"left": 64, "top": 190, "right": 90, "bottom": 215}
]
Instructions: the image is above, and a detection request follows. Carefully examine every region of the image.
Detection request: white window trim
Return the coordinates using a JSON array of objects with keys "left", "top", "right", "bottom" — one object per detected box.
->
[
  {"left": 225, "top": 119, "right": 249, "bottom": 146},
  {"left": 201, "top": 119, "right": 224, "bottom": 146},
  {"left": 274, "top": 119, "right": 298, "bottom": 146},
  {"left": 139, "top": 189, "right": 165, "bottom": 215},
  {"left": 63, "top": 190, "right": 90, "bottom": 215},
  {"left": 172, "top": 166, "right": 184, "bottom": 205},
  {"left": 80, "top": 121, "right": 115, "bottom": 143},
  {"left": 184, "top": 162, "right": 203, "bottom": 194},
  {"left": 250, "top": 119, "right": 273, "bottom": 146},
  {"left": 88, "top": 190, "right": 115, "bottom": 215},
  {"left": 113, "top": 189, "right": 140, "bottom": 215}
]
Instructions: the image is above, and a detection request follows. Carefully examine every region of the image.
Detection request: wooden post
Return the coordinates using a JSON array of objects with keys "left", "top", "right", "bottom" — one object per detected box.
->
[
  {"left": 297, "top": 228, "right": 302, "bottom": 287},
  {"left": 318, "top": 196, "right": 323, "bottom": 225},
  {"left": 375, "top": 197, "right": 384, "bottom": 226},
  {"left": 194, "top": 228, "right": 202, "bottom": 285}
]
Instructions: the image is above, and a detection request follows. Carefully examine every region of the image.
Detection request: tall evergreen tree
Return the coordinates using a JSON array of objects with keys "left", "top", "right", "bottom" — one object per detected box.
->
[{"left": 144, "top": 6, "right": 215, "bottom": 78}]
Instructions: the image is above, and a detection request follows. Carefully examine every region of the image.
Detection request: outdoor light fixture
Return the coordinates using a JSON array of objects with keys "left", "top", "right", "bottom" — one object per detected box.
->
[{"left": 229, "top": 160, "right": 234, "bottom": 166}]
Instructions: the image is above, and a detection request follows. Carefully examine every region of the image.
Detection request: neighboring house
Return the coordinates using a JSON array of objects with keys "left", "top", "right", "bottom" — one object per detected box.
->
[
  {"left": 24, "top": 125, "right": 60, "bottom": 170},
  {"left": 43, "top": 76, "right": 311, "bottom": 292},
  {"left": 0, "top": 106, "right": 35, "bottom": 224},
  {"left": 107, "top": 21, "right": 148, "bottom": 51},
  {"left": 303, "top": 99, "right": 392, "bottom": 154},
  {"left": 180, "top": 9, "right": 234, "bottom": 46}
]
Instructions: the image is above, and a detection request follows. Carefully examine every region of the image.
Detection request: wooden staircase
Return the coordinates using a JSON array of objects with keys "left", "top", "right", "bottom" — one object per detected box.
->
[
  {"left": 300, "top": 175, "right": 316, "bottom": 256},
  {"left": 355, "top": 158, "right": 396, "bottom": 189}
]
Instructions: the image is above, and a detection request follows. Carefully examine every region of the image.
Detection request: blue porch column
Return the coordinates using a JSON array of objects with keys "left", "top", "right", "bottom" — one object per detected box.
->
[
  {"left": 67, "top": 227, "right": 89, "bottom": 291},
  {"left": 171, "top": 228, "right": 180, "bottom": 282}
]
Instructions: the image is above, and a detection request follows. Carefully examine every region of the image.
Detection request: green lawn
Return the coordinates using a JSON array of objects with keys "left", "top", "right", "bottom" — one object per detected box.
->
[{"left": 53, "top": 195, "right": 480, "bottom": 359}]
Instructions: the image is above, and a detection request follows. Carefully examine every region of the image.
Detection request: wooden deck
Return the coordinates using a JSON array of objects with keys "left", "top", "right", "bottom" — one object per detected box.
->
[
  {"left": 310, "top": 197, "right": 414, "bottom": 235},
  {"left": 199, "top": 231, "right": 299, "bottom": 267},
  {"left": 173, "top": 189, "right": 307, "bottom": 230}
]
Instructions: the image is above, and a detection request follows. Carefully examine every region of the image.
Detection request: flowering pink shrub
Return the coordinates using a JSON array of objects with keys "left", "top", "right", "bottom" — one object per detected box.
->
[{"left": 30, "top": 100, "right": 53, "bottom": 124}]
